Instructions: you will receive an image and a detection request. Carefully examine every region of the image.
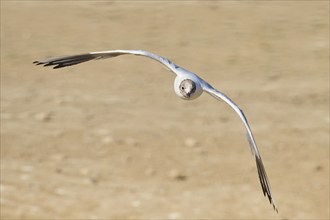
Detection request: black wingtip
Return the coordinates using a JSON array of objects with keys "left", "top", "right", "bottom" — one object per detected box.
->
[
  {"left": 33, "top": 61, "right": 43, "bottom": 65},
  {"left": 53, "top": 65, "right": 64, "bottom": 69},
  {"left": 255, "top": 155, "right": 279, "bottom": 213},
  {"left": 33, "top": 53, "right": 98, "bottom": 69}
]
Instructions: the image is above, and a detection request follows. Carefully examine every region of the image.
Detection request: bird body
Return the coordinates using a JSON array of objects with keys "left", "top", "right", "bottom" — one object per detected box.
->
[{"left": 34, "top": 49, "right": 278, "bottom": 212}]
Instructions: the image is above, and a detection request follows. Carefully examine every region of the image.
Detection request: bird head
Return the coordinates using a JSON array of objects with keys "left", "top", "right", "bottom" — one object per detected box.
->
[{"left": 174, "top": 75, "right": 203, "bottom": 100}]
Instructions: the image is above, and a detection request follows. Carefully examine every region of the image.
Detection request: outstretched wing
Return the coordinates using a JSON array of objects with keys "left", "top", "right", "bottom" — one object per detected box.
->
[
  {"left": 33, "top": 49, "right": 179, "bottom": 74},
  {"left": 203, "top": 83, "right": 278, "bottom": 212}
]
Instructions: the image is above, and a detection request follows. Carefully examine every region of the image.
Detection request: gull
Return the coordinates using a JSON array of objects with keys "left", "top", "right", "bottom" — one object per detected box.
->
[{"left": 33, "top": 49, "right": 278, "bottom": 212}]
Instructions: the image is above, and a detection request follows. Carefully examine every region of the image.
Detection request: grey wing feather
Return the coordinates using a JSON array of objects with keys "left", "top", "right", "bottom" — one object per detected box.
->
[
  {"left": 33, "top": 50, "right": 178, "bottom": 73},
  {"left": 203, "top": 84, "right": 278, "bottom": 212},
  {"left": 33, "top": 53, "right": 104, "bottom": 69}
]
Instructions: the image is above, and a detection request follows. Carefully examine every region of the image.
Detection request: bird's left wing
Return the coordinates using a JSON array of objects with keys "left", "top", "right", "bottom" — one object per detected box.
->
[
  {"left": 33, "top": 50, "right": 179, "bottom": 74},
  {"left": 202, "top": 83, "right": 278, "bottom": 212}
]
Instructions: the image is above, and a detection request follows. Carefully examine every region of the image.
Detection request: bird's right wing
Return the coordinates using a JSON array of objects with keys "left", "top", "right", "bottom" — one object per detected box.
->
[{"left": 33, "top": 49, "right": 179, "bottom": 74}]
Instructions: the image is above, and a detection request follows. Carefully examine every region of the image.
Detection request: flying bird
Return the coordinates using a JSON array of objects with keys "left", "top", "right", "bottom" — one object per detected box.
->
[{"left": 34, "top": 49, "right": 278, "bottom": 212}]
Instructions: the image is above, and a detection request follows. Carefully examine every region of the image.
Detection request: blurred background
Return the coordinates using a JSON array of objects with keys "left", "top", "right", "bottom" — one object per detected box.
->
[{"left": 1, "top": 1, "right": 329, "bottom": 219}]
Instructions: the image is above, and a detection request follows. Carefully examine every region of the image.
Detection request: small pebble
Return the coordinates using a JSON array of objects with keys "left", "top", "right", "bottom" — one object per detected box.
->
[
  {"left": 220, "top": 116, "right": 229, "bottom": 123},
  {"left": 121, "top": 155, "right": 132, "bottom": 164},
  {"left": 131, "top": 200, "right": 141, "bottom": 207},
  {"left": 21, "top": 165, "right": 34, "bottom": 173},
  {"left": 51, "top": 154, "right": 66, "bottom": 162},
  {"left": 141, "top": 192, "right": 153, "bottom": 200},
  {"left": 183, "top": 190, "right": 192, "bottom": 197},
  {"left": 193, "top": 147, "right": 207, "bottom": 155},
  {"left": 34, "top": 112, "right": 52, "bottom": 122},
  {"left": 55, "top": 95, "right": 74, "bottom": 105},
  {"left": 124, "top": 138, "right": 138, "bottom": 146},
  {"left": 168, "top": 169, "right": 187, "bottom": 181},
  {"left": 101, "top": 135, "right": 115, "bottom": 144},
  {"left": 54, "top": 187, "right": 67, "bottom": 196},
  {"left": 315, "top": 165, "right": 323, "bottom": 171},
  {"left": 184, "top": 138, "right": 198, "bottom": 147},
  {"left": 55, "top": 168, "right": 62, "bottom": 174},
  {"left": 80, "top": 168, "right": 91, "bottom": 176},
  {"left": 93, "top": 128, "right": 111, "bottom": 136},
  {"left": 83, "top": 177, "right": 98, "bottom": 185},
  {"left": 52, "top": 131, "right": 65, "bottom": 138}
]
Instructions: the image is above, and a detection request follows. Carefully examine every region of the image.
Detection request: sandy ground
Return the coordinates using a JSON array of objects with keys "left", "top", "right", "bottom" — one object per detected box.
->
[{"left": 1, "top": 1, "right": 329, "bottom": 219}]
